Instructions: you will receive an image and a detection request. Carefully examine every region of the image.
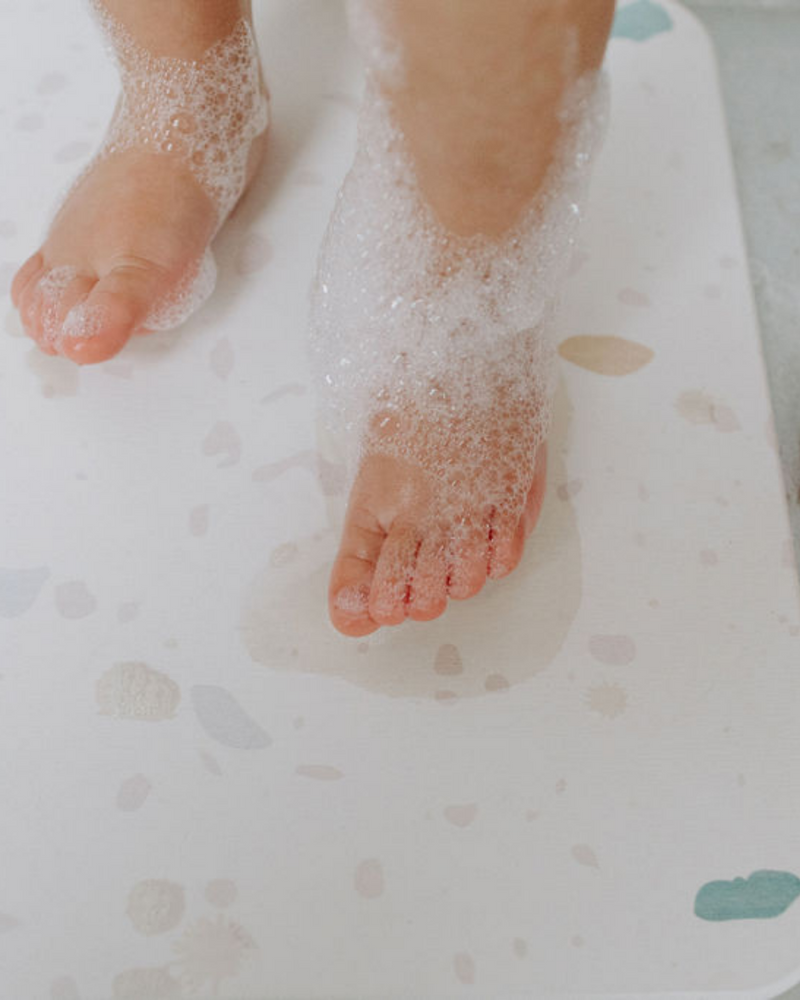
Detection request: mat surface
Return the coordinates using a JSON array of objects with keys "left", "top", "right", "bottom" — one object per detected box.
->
[{"left": 1, "top": 1, "right": 800, "bottom": 998}]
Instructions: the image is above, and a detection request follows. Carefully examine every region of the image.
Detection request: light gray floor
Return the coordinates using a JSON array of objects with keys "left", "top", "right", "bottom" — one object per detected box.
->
[
  {"left": 671, "top": 4, "right": 800, "bottom": 997},
  {"left": 682, "top": 0, "right": 800, "bottom": 583}
]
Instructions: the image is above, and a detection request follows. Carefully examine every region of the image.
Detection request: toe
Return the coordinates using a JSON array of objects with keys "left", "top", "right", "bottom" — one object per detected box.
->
[
  {"left": 11, "top": 251, "right": 45, "bottom": 309},
  {"left": 56, "top": 261, "right": 168, "bottom": 365},
  {"left": 488, "top": 509, "right": 526, "bottom": 580},
  {"left": 369, "top": 524, "right": 421, "bottom": 627},
  {"left": 522, "top": 441, "right": 548, "bottom": 538},
  {"left": 329, "top": 505, "right": 386, "bottom": 637},
  {"left": 447, "top": 517, "right": 489, "bottom": 600},
  {"left": 407, "top": 528, "right": 448, "bottom": 622},
  {"left": 20, "top": 265, "right": 95, "bottom": 355}
]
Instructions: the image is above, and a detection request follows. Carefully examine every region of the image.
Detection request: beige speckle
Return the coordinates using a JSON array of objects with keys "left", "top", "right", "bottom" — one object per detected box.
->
[
  {"left": 117, "top": 602, "right": 140, "bottom": 623},
  {"left": 200, "top": 749, "right": 223, "bottom": 775},
  {"left": 586, "top": 682, "right": 627, "bottom": 718},
  {"left": 209, "top": 337, "right": 234, "bottom": 380},
  {"left": 235, "top": 231, "right": 272, "bottom": 276},
  {"left": 295, "top": 764, "right": 343, "bottom": 781},
  {"left": 16, "top": 113, "right": 43, "bottom": 131},
  {"left": 703, "top": 283, "right": 722, "bottom": 299},
  {"left": 513, "top": 938, "right": 527, "bottom": 958},
  {"left": 126, "top": 879, "right": 185, "bottom": 935},
  {"left": 293, "top": 716, "right": 305, "bottom": 729},
  {"left": 54, "top": 140, "right": 92, "bottom": 163},
  {"left": 96, "top": 662, "right": 180, "bottom": 720},
  {"left": 206, "top": 879, "right": 237, "bottom": 908},
  {"left": 638, "top": 483, "right": 649, "bottom": 501},
  {"left": 557, "top": 479, "right": 583, "bottom": 501},
  {"left": 453, "top": 952, "right": 475, "bottom": 985},
  {"left": 737, "top": 772, "right": 746, "bottom": 787},
  {"left": 588, "top": 634, "right": 636, "bottom": 665},
  {"left": 354, "top": 859, "right": 384, "bottom": 898},
  {"left": 295, "top": 167, "right": 324, "bottom": 186},
  {"left": 571, "top": 844, "right": 600, "bottom": 869},
  {"left": 434, "top": 690, "right": 458, "bottom": 702},
  {"left": 434, "top": 643, "right": 463, "bottom": 675},
  {"left": 525, "top": 809, "right": 539, "bottom": 821},
  {"left": 49, "top": 976, "right": 80, "bottom": 1000},
  {"left": 0, "top": 913, "right": 20, "bottom": 932},
  {"left": 112, "top": 967, "right": 181, "bottom": 999},
  {"left": 484, "top": 673, "right": 509, "bottom": 692},
  {"left": 172, "top": 914, "right": 257, "bottom": 992},
  {"left": 444, "top": 803, "right": 478, "bottom": 828},
  {"left": 783, "top": 539, "right": 796, "bottom": 568},
  {"left": 189, "top": 504, "right": 209, "bottom": 537},
  {"left": 572, "top": 934, "right": 585, "bottom": 947},
  {"left": 37, "top": 71, "right": 67, "bottom": 95},
  {"left": 700, "top": 548, "right": 719, "bottom": 566},
  {"left": 675, "top": 390, "right": 740, "bottom": 432},
  {"left": 270, "top": 542, "right": 299, "bottom": 568},
  {"left": 116, "top": 773, "right": 151, "bottom": 811},
  {"left": 555, "top": 777, "right": 567, "bottom": 794},
  {"left": 648, "top": 598, "right": 660, "bottom": 608},
  {"left": 558, "top": 335, "right": 653, "bottom": 376}
]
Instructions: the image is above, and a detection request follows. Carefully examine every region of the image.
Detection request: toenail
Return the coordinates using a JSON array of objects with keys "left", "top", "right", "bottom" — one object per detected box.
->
[{"left": 333, "top": 583, "right": 371, "bottom": 617}]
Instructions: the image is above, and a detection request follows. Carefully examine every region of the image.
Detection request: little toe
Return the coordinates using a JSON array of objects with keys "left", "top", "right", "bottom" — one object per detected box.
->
[
  {"left": 11, "top": 252, "right": 45, "bottom": 309},
  {"left": 329, "top": 505, "right": 386, "bottom": 637},
  {"left": 488, "top": 510, "right": 526, "bottom": 580},
  {"left": 56, "top": 260, "right": 171, "bottom": 365},
  {"left": 407, "top": 529, "right": 448, "bottom": 622},
  {"left": 368, "top": 525, "right": 421, "bottom": 627},
  {"left": 447, "top": 518, "right": 489, "bottom": 600}
]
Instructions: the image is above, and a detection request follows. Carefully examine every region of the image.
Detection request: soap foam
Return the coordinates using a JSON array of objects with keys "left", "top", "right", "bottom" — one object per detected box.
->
[
  {"left": 40, "top": 2, "right": 268, "bottom": 346},
  {"left": 309, "top": 39, "right": 609, "bottom": 552}
]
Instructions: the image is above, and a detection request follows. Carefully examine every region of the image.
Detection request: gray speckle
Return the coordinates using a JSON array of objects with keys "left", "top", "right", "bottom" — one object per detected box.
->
[
  {"left": 191, "top": 684, "right": 272, "bottom": 749},
  {"left": 0, "top": 566, "right": 49, "bottom": 618}
]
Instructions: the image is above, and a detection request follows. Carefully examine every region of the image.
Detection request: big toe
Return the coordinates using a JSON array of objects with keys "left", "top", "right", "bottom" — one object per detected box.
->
[{"left": 328, "top": 506, "right": 386, "bottom": 637}]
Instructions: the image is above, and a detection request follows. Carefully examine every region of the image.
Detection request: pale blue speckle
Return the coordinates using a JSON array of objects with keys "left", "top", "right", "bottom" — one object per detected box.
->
[
  {"left": 695, "top": 869, "right": 800, "bottom": 921},
  {"left": 612, "top": 0, "right": 674, "bottom": 41},
  {"left": 191, "top": 684, "right": 272, "bottom": 749},
  {"left": 0, "top": 566, "right": 50, "bottom": 618}
]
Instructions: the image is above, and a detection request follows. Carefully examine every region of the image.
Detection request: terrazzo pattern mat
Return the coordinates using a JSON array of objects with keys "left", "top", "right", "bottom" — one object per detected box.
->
[{"left": 2, "top": 1, "right": 800, "bottom": 997}]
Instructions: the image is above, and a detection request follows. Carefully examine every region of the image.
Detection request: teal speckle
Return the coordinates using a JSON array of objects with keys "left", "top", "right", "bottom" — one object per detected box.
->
[
  {"left": 695, "top": 870, "right": 800, "bottom": 921},
  {"left": 612, "top": 0, "right": 674, "bottom": 42},
  {"left": 0, "top": 566, "right": 50, "bottom": 618}
]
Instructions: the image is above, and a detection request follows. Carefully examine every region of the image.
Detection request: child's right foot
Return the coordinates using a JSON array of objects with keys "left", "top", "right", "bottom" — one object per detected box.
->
[{"left": 11, "top": 0, "right": 268, "bottom": 365}]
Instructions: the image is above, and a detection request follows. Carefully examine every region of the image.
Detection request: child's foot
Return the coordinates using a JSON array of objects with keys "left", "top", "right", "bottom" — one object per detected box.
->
[
  {"left": 10, "top": 0, "right": 268, "bottom": 365},
  {"left": 316, "top": 0, "right": 613, "bottom": 636}
]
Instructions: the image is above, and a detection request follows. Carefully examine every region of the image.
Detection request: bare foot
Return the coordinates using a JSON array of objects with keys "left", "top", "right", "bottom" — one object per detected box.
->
[
  {"left": 318, "top": 0, "right": 613, "bottom": 636},
  {"left": 11, "top": 1, "right": 268, "bottom": 365}
]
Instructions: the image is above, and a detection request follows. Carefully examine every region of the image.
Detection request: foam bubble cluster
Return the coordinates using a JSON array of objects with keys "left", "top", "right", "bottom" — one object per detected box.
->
[
  {"left": 40, "top": 3, "right": 268, "bottom": 345},
  {"left": 309, "top": 39, "right": 609, "bottom": 544}
]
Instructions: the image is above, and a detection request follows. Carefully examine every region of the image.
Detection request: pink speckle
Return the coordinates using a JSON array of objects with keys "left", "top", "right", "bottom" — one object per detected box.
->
[
  {"left": 209, "top": 337, "right": 234, "bottom": 380},
  {"left": 617, "top": 287, "right": 651, "bottom": 307},
  {"left": 434, "top": 690, "right": 458, "bottom": 703},
  {"left": 484, "top": 673, "right": 509, "bottom": 692},
  {"left": 453, "top": 952, "right": 475, "bottom": 985},
  {"left": 189, "top": 504, "right": 209, "bottom": 537},
  {"left": 703, "top": 283, "right": 722, "bottom": 299},
  {"left": 202, "top": 420, "right": 241, "bottom": 467},
  {"left": 55, "top": 579, "right": 96, "bottom": 619},
  {"left": 588, "top": 634, "right": 636, "bottom": 665},
  {"left": 571, "top": 843, "right": 600, "bottom": 869},
  {"left": 638, "top": 483, "right": 649, "bottom": 501},
  {"left": 116, "top": 774, "right": 151, "bottom": 811},
  {"left": 700, "top": 548, "right": 718, "bottom": 566},
  {"left": 568, "top": 249, "right": 590, "bottom": 277},
  {"left": 434, "top": 643, "right": 463, "bottom": 675},
  {"left": 205, "top": 878, "right": 237, "bottom": 908},
  {"left": 354, "top": 859, "right": 384, "bottom": 899},
  {"left": 235, "top": 231, "right": 272, "bottom": 276},
  {"left": 557, "top": 479, "right": 583, "bottom": 501},
  {"left": 270, "top": 542, "right": 298, "bottom": 567},
  {"left": 444, "top": 803, "right": 478, "bottom": 828}
]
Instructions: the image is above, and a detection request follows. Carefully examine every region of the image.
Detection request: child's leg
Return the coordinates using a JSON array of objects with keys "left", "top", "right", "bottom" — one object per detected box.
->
[
  {"left": 10, "top": 0, "right": 268, "bottom": 365},
  {"left": 318, "top": 0, "right": 615, "bottom": 636}
]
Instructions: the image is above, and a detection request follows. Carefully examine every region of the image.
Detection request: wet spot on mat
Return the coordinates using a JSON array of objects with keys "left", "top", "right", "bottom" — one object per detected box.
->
[
  {"left": 434, "top": 643, "right": 463, "bottom": 676},
  {"left": 191, "top": 684, "right": 271, "bottom": 749},
  {"left": 0, "top": 565, "right": 49, "bottom": 618},
  {"left": 171, "top": 914, "right": 257, "bottom": 989},
  {"left": 96, "top": 662, "right": 181, "bottom": 721},
  {"left": 695, "top": 870, "right": 800, "bottom": 921},
  {"left": 558, "top": 335, "right": 654, "bottom": 376},
  {"left": 612, "top": 0, "right": 674, "bottom": 42},
  {"left": 354, "top": 859, "right": 384, "bottom": 898}
]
